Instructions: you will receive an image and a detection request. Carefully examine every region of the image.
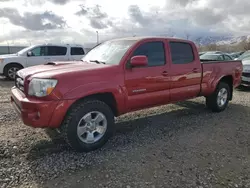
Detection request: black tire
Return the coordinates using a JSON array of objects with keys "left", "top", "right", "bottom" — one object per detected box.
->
[
  {"left": 4, "top": 64, "right": 23, "bottom": 80},
  {"left": 206, "top": 82, "right": 230, "bottom": 112},
  {"left": 61, "top": 100, "right": 115, "bottom": 152}
]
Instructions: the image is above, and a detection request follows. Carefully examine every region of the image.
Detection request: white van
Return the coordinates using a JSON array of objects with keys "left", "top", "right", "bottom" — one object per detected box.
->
[{"left": 0, "top": 44, "right": 86, "bottom": 80}]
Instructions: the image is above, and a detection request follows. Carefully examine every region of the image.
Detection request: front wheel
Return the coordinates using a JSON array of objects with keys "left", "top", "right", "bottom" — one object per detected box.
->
[
  {"left": 206, "top": 82, "right": 230, "bottom": 112},
  {"left": 4, "top": 64, "right": 22, "bottom": 80},
  {"left": 61, "top": 100, "right": 115, "bottom": 152}
]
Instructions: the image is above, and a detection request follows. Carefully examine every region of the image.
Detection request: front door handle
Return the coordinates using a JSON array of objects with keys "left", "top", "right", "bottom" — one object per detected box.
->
[
  {"left": 162, "top": 71, "right": 168, "bottom": 76},
  {"left": 192, "top": 68, "right": 199, "bottom": 73}
]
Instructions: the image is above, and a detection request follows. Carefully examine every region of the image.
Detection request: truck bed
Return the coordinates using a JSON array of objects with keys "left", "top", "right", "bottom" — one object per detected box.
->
[{"left": 200, "top": 60, "right": 242, "bottom": 97}]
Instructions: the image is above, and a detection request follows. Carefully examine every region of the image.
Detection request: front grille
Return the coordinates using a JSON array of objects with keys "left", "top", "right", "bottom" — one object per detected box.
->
[
  {"left": 15, "top": 75, "right": 24, "bottom": 92},
  {"left": 242, "top": 72, "right": 250, "bottom": 77}
]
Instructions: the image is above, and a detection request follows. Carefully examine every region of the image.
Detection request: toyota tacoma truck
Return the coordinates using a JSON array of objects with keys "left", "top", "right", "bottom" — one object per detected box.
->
[{"left": 10, "top": 37, "right": 243, "bottom": 152}]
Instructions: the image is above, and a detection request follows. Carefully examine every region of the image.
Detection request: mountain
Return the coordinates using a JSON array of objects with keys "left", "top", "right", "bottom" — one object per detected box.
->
[
  {"left": 216, "top": 35, "right": 250, "bottom": 45},
  {"left": 194, "top": 35, "right": 250, "bottom": 46}
]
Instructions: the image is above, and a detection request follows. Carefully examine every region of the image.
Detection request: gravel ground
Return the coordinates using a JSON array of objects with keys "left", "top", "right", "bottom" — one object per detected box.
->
[{"left": 1, "top": 76, "right": 250, "bottom": 188}]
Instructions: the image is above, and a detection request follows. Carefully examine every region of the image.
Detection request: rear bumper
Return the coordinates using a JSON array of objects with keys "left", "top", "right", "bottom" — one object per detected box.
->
[
  {"left": 11, "top": 87, "right": 75, "bottom": 128},
  {"left": 241, "top": 74, "right": 250, "bottom": 87}
]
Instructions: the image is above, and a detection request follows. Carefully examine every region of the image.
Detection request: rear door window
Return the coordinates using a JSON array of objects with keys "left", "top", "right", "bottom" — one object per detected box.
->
[
  {"left": 48, "top": 46, "right": 67, "bottom": 56},
  {"left": 71, "top": 47, "right": 85, "bottom": 55},
  {"left": 169, "top": 42, "right": 194, "bottom": 64}
]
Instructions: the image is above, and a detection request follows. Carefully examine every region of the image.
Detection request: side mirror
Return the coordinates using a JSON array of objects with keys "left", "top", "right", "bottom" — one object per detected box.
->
[
  {"left": 27, "top": 51, "right": 32, "bottom": 57},
  {"left": 130, "top": 55, "right": 148, "bottom": 67}
]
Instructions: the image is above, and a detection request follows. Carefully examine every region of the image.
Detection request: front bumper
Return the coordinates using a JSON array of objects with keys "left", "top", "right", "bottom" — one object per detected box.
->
[
  {"left": 10, "top": 87, "right": 74, "bottom": 128},
  {"left": 241, "top": 72, "right": 250, "bottom": 87},
  {"left": 0, "top": 63, "right": 4, "bottom": 75}
]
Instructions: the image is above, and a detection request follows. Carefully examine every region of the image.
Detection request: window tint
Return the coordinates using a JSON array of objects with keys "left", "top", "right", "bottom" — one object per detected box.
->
[
  {"left": 30, "top": 46, "right": 46, "bottom": 56},
  {"left": 71, "top": 47, "right": 85, "bottom": 55},
  {"left": 169, "top": 42, "right": 194, "bottom": 64},
  {"left": 132, "top": 42, "right": 165, "bottom": 66},
  {"left": 48, "top": 46, "right": 67, "bottom": 56}
]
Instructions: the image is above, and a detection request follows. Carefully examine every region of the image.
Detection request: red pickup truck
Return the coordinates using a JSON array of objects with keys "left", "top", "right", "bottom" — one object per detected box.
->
[{"left": 11, "top": 37, "right": 243, "bottom": 152}]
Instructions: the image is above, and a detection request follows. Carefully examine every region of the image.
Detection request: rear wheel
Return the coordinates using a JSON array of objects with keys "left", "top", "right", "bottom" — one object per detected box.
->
[
  {"left": 4, "top": 64, "right": 23, "bottom": 80},
  {"left": 206, "top": 82, "right": 230, "bottom": 112},
  {"left": 61, "top": 100, "right": 114, "bottom": 152}
]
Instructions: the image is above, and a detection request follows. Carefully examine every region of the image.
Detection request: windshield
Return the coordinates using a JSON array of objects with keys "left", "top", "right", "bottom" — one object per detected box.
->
[
  {"left": 17, "top": 45, "right": 36, "bottom": 55},
  {"left": 242, "top": 56, "right": 250, "bottom": 61},
  {"left": 82, "top": 40, "right": 137, "bottom": 65},
  {"left": 237, "top": 51, "right": 250, "bottom": 60},
  {"left": 200, "top": 54, "right": 221, "bottom": 60}
]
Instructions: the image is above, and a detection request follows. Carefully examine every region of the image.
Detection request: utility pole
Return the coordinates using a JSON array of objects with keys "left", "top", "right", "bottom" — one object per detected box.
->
[{"left": 96, "top": 31, "right": 99, "bottom": 45}]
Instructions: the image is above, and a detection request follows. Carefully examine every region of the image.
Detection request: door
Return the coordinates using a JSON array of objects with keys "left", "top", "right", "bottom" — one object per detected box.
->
[
  {"left": 124, "top": 41, "right": 171, "bottom": 111},
  {"left": 168, "top": 41, "right": 202, "bottom": 102},
  {"left": 26, "top": 46, "right": 50, "bottom": 67},
  {"left": 70, "top": 47, "right": 85, "bottom": 61}
]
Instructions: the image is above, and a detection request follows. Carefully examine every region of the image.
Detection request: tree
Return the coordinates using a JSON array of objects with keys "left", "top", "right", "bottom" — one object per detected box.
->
[
  {"left": 238, "top": 39, "right": 250, "bottom": 51},
  {"left": 185, "top": 31, "right": 190, "bottom": 40},
  {"left": 195, "top": 37, "right": 202, "bottom": 48}
]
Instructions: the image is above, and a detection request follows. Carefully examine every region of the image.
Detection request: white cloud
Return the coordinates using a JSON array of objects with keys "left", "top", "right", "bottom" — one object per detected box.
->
[{"left": 0, "top": 0, "right": 250, "bottom": 47}]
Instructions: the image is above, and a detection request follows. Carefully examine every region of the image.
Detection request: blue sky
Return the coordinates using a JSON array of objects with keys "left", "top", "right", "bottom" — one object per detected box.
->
[{"left": 0, "top": 0, "right": 249, "bottom": 47}]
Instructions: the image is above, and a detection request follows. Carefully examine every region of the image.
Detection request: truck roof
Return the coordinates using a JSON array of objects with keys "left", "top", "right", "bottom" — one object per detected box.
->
[
  {"left": 30, "top": 43, "right": 84, "bottom": 47},
  {"left": 109, "top": 36, "right": 192, "bottom": 43}
]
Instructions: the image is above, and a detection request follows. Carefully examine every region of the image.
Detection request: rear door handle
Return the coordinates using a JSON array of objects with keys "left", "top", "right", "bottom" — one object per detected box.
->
[
  {"left": 192, "top": 68, "right": 199, "bottom": 73},
  {"left": 162, "top": 71, "right": 168, "bottom": 76}
]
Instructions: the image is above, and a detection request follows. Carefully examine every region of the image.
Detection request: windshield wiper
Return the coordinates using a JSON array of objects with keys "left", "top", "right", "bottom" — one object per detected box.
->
[{"left": 89, "top": 60, "right": 106, "bottom": 64}]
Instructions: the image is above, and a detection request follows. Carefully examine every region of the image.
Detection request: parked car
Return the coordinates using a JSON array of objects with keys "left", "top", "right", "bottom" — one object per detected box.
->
[
  {"left": 240, "top": 56, "right": 250, "bottom": 87},
  {"left": 200, "top": 53, "right": 233, "bottom": 61},
  {"left": 11, "top": 37, "right": 243, "bottom": 152},
  {"left": 230, "top": 51, "right": 244, "bottom": 59},
  {"left": 0, "top": 44, "right": 86, "bottom": 80},
  {"left": 235, "top": 50, "right": 250, "bottom": 60},
  {"left": 199, "top": 52, "right": 206, "bottom": 56},
  {"left": 205, "top": 51, "right": 223, "bottom": 54}
]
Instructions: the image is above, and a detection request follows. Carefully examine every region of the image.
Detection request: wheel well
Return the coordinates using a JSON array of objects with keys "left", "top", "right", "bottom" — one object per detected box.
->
[
  {"left": 67, "top": 93, "right": 118, "bottom": 117},
  {"left": 219, "top": 75, "right": 233, "bottom": 100},
  {"left": 3, "top": 63, "right": 24, "bottom": 75}
]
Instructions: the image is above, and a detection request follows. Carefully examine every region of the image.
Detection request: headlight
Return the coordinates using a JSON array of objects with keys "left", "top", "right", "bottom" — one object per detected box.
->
[
  {"left": 0, "top": 59, "right": 4, "bottom": 63},
  {"left": 28, "top": 78, "right": 58, "bottom": 97},
  {"left": 243, "top": 65, "right": 250, "bottom": 73}
]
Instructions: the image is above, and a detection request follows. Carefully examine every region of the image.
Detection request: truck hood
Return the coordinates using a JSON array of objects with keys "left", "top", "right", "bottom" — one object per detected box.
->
[
  {"left": 0, "top": 53, "right": 18, "bottom": 58},
  {"left": 17, "top": 61, "right": 107, "bottom": 79}
]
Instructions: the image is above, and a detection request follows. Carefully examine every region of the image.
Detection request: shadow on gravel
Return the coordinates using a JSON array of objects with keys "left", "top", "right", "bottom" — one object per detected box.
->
[
  {"left": 21, "top": 100, "right": 250, "bottom": 157},
  {"left": 0, "top": 76, "right": 12, "bottom": 82},
  {"left": 0, "top": 76, "right": 14, "bottom": 89},
  {"left": 236, "top": 85, "right": 250, "bottom": 92},
  {"left": 27, "top": 129, "right": 69, "bottom": 160},
  {"left": 115, "top": 100, "right": 207, "bottom": 134},
  {"left": 26, "top": 100, "right": 208, "bottom": 159},
  {"left": 25, "top": 100, "right": 250, "bottom": 188}
]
